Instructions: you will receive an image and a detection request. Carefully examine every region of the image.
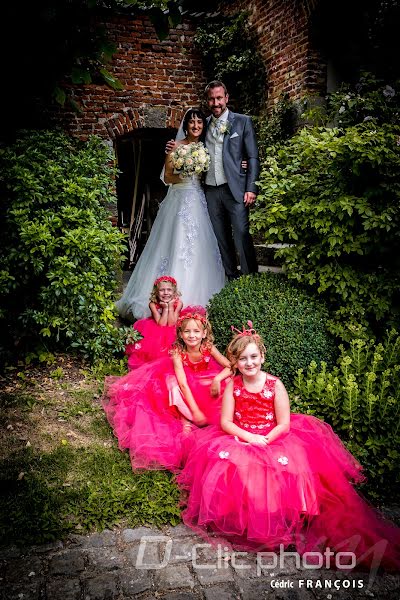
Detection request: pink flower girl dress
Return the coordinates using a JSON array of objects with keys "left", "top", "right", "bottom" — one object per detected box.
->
[
  {"left": 177, "top": 373, "right": 400, "bottom": 571},
  {"left": 125, "top": 298, "right": 180, "bottom": 370},
  {"left": 103, "top": 308, "right": 229, "bottom": 472}
]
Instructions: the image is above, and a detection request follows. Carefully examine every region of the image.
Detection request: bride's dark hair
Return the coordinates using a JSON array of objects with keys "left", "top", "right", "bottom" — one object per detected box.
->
[{"left": 182, "top": 108, "right": 207, "bottom": 142}]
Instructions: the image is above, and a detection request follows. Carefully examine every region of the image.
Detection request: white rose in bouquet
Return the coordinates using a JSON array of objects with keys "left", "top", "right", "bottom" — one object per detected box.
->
[{"left": 170, "top": 142, "right": 210, "bottom": 179}]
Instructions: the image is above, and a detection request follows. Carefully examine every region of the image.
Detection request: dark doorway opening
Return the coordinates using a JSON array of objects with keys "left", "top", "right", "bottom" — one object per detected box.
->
[{"left": 115, "top": 127, "right": 176, "bottom": 269}]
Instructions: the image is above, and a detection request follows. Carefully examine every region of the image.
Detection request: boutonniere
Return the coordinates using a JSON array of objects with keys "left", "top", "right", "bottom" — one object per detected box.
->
[{"left": 218, "top": 121, "right": 232, "bottom": 136}]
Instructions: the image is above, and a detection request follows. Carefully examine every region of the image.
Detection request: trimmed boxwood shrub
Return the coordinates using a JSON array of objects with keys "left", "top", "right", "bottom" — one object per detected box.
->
[{"left": 207, "top": 273, "right": 337, "bottom": 387}]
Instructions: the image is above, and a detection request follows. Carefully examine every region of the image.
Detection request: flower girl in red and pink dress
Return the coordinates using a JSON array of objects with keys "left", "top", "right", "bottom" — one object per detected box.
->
[
  {"left": 103, "top": 307, "right": 231, "bottom": 472},
  {"left": 177, "top": 324, "right": 400, "bottom": 572},
  {"left": 125, "top": 276, "right": 183, "bottom": 370}
]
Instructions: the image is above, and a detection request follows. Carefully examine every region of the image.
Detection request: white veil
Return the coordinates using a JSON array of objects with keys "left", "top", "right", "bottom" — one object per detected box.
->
[{"left": 160, "top": 109, "right": 191, "bottom": 185}]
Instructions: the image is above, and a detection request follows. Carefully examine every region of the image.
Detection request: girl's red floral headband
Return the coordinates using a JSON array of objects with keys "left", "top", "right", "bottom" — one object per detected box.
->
[
  {"left": 176, "top": 305, "right": 207, "bottom": 328},
  {"left": 154, "top": 276, "right": 177, "bottom": 287}
]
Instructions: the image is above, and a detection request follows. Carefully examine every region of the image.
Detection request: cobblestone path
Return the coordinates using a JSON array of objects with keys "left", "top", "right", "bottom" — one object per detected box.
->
[{"left": 1, "top": 524, "right": 400, "bottom": 600}]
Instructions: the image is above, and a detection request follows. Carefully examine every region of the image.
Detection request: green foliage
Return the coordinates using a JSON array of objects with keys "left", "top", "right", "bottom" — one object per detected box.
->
[
  {"left": 207, "top": 273, "right": 337, "bottom": 388},
  {"left": 0, "top": 445, "right": 180, "bottom": 546},
  {"left": 87, "top": 357, "right": 130, "bottom": 382},
  {"left": 252, "top": 119, "right": 400, "bottom": 341},
  {"left": 194, "top": 11, "right": 266, "bottom": 114},
  {"left": 326, "top": 73, "right": 400, "bottom": 127},
  {"left": 253, "top": 94, "right": 298, "bottom": 158},
  {"left": 0, "top": 129, "right": 127, "bottom": 362},
  {"left": 301, "top": 73, "right": 400, "bottom": 129},
  {"left": 292, "top": 330, "right": 400, "bottom": 501}
]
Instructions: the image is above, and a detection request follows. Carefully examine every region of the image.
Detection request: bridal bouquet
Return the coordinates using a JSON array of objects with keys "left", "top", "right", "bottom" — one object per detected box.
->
[{"left": 170, "top": 142, "right": 210, "bottom": 179}]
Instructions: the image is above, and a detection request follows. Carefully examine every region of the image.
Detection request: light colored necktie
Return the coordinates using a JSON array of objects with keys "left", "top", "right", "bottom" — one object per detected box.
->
[{"left": 211, "top": 116, "right": 221, "bottom": 139}]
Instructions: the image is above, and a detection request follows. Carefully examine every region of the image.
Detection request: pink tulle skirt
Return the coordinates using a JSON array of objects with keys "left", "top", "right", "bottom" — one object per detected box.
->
[
  {"left": 125, "top": 319, "right": 176, "bottom": 370},
  {"left": 177, "top": 414, "right": 400, "bottom": 571},
  {"left": 103, "top": 356, "right": 227, "bottom": 472}
]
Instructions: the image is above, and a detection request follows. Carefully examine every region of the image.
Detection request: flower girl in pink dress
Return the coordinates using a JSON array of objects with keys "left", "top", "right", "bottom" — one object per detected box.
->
[
  {"left": 125, "top": 276, "right": 183, "bottom": 370},
  {"left": 103, "top": 307, "right": 231, "bottom": 471},
  {"left": 177, "top": 324, "right": 400, "bottom": 571}
]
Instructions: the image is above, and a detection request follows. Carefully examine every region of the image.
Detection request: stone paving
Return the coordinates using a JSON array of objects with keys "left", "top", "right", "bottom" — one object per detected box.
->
[{"left": 1, "top": 524, "right": 399, "bottom": 600}]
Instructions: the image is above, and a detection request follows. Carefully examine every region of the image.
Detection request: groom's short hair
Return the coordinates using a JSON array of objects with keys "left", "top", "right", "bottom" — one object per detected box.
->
[{"left": 205, "top": 80, "right": 228, "bottom": 95}]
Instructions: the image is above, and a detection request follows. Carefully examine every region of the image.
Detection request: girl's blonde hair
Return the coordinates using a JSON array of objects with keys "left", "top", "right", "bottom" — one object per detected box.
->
[
  {"left": 226, "top": 333, "right": 266, "bottom": 373},
  {"left": 149, "top": 276, "right": 181, "bottom": 303}
]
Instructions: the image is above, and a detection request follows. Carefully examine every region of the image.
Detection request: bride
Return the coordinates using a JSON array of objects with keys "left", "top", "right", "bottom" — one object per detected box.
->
[{"left": 116, "top": 108, "right": 226, "bottom": 320}]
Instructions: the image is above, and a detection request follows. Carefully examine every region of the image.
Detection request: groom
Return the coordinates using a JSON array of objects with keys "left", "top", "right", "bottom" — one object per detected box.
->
[
  {"left": 166, "top": 80, "right": 259, "bottom": 279},
  {"left": 203, "top": 80, "right": 259, "bottom": 279}
]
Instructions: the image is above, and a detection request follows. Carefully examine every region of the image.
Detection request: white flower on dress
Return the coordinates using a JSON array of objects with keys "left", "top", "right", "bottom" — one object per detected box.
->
[
  {"left": 204, "top": 356, "right": 210, "bottom": 363},
  {"left": 234, "top": 411, "right": 241, "bottom": 418},
  {"left": 219, "top": 451, "right": 230, "bottom": 459},
  {"left": 262, "top": 389, "right": 273, "bottom": 398},
  {"left": 134, "top": 343, "right": 142, "bottom": 350},
  {"left": 265, "top": 413, "right": 274, "bottom": 420},
  {"left": 234, "top": 387, "right": 241, "bottom": 397},
  {"left": 277, "top": 456, "right": 289, "bottom": 465}
]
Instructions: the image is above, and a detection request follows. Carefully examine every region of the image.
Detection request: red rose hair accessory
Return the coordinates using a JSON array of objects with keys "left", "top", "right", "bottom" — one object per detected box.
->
[
  {"left": 154, "top": 275, "right": 177, "bottom": 287},
  {"left": 231, "top": 320, "right": 258, "bottom": 337}
]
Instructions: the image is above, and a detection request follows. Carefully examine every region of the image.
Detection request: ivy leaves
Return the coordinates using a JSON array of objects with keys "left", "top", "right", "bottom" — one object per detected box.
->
[{"left": 194, "top": 11, "right": 266, "bottom": 115}]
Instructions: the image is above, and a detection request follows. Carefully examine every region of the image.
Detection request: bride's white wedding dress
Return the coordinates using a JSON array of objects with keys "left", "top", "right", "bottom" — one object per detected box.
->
[{"left": 116, "top": 175, "right": 225, "bottom": 320}]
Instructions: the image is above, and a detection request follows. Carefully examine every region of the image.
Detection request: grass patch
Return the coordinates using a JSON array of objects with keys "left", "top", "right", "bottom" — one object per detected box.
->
[
  {"left": 57, "top": 390, "right": 101, "bottom": 420},
  {"left": 0, "top": 353, "right": 182, "bottom": 546},
  {"left": 0, "top": 445, "right": 180, "bottom": 546},
  {"left": 0, "top": 392, "right": 38, "bottom": 411},
  {"left": 89, "top": 415, "right": 115, "bottom": 439}
]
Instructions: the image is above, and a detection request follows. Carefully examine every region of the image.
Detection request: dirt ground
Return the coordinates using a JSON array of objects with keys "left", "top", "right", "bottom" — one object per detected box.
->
[{"left": 0, "top": 354, "right": 109, "bottom": 459}]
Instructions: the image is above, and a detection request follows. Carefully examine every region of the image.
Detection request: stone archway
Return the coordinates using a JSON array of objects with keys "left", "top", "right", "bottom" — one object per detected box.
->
[{"left": 99, "top": 106, "right": 184, "bottom": 142}]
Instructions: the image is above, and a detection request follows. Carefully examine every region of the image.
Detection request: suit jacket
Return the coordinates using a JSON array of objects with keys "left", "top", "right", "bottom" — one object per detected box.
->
[{"left": 206, "top": 111, "right": 260, "bottom": 203}]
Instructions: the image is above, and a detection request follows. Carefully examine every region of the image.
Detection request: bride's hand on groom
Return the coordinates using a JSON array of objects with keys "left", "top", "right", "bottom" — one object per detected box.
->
[{"left": 165, "top": 139, "right": 177, "bottom": 154}]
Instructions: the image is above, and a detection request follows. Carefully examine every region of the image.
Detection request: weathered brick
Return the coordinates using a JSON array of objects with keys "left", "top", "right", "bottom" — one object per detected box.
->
[{"left": 43, "top": 2, "right": 326, "bottom": 140}]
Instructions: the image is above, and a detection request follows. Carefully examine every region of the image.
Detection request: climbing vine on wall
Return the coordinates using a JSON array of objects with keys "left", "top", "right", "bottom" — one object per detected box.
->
[{"left": 194, "top": 11, "right": 266, "bottom": 115}]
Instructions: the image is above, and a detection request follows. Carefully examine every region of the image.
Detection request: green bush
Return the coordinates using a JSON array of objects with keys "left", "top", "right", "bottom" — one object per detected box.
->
[
  {"left": 252, "top": 76, "right": 400, "bottom": 342},
  {"left": 207, "top": 273, "right": 337, "bottom": 387},
  {"left": 326, "top": 72, "right": 400, "bottom": 127},
  {"left": 253, "top": 94, "right": 298, "bottom": 159},
  {"left": 0, "top": 129, "right": 127, "bottom": 363},
  {"left": 292, "top": 330, "right": 400, "bottom": 501},
  {"left": 252, "top": 120, "right": 400, "bottom": 341}
]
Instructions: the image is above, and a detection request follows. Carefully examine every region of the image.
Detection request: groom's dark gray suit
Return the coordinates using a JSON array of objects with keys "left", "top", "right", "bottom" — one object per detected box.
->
[{"left": 204, "top": 110, "right": 259, "bottom": 278}]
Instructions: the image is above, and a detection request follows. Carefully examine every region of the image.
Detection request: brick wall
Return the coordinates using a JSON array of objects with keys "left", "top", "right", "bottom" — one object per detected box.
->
[
  {"left": 46, "top": 2, "right": 327, "bottom": 140},
  {"left": 219, "top": 0, "right": 326, "bottom": 108},
  {"left": 47, "top": 13, "right": 207, "bottom": 141}
]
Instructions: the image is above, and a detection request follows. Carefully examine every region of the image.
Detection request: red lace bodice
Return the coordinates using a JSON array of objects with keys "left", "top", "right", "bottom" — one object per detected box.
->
[
  {"left": 181, "top": 348, "right": 212, "bottom": 372},
  {"left": 233, "top": 374, "right": 278, "bottom": 433}
]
